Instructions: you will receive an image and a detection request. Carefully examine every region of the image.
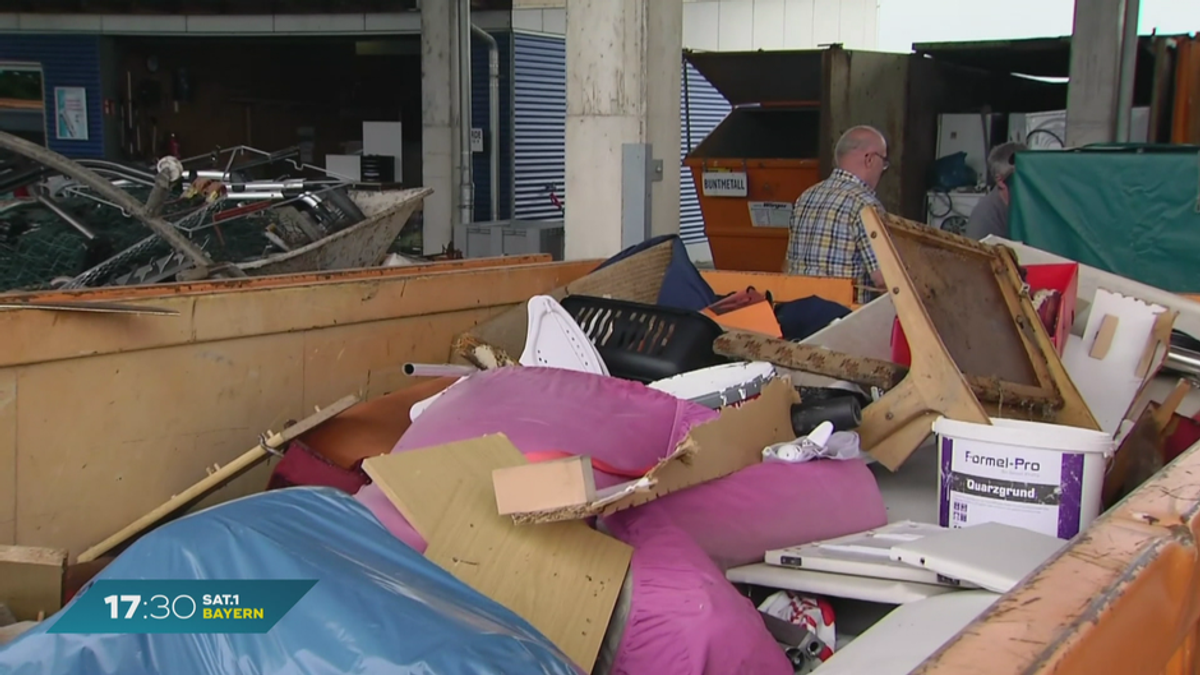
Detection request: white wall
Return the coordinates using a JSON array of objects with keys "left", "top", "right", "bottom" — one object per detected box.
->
[{"left": 515, "top": 0, "right": 879, "bottom": 50}]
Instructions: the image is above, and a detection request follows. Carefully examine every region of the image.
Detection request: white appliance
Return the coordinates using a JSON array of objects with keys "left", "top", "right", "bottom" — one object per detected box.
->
[
  {"left": 936, "top": 113, "right": 1006, "bottom": 184},
  {"left": 1008, "top": 107, "right": 1151, "bottom": 149},
  {"left": 926, "top": 189, "right": 987, "bottom": 235}
]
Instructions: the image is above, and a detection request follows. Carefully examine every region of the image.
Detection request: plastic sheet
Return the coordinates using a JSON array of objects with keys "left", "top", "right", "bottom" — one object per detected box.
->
[
  {"left": 0, "top": 488, "right": 582, "bottom": 675},
  {"left": 1008, "top": 146, "right": 1200, "bottom": 293}
]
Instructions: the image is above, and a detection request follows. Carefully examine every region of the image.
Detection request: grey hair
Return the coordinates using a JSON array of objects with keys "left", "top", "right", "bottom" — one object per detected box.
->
[
  {"left": 834, "top": 125, "right": 885, "bottom": 162},
  {"left": 988, "top": 142, "right": 1027, "bottom": 182}
]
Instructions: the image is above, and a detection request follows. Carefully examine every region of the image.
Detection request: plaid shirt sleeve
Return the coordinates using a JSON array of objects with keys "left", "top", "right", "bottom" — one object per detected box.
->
[{"left": 854, "top": 207, "right": 880, "bottom": 274}]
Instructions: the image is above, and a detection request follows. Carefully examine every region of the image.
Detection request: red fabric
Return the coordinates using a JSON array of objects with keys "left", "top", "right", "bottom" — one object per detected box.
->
[
  {"left": 524, "top": 450, "right": 656, "bottom": 479},
  {"left": 267, "top": 440, "right": 369, "bottom": 494}
]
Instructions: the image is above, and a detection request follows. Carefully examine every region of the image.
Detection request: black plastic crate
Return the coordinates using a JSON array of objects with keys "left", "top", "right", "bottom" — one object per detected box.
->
[{"left": 560, "top": 294, "right": 728, "bottom": 383}]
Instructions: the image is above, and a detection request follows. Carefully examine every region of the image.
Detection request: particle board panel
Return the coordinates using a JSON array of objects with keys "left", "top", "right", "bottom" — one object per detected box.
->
[
  {"left": 364, "top": 435, "right": 632, "bottom": 671},
  {"left": 12, "top": 335, "right": 306, "bottom": 552},
  {"left": 299, "top": 308, "right": 508, "bottom": 407},
  {"left": 0, "top": 371, "right": 14, "bottom": 544},
  {"left": 0, "top": 260, "right": 599, "bottom": 368},
  {"left": 0, "top": 544, "right": 66, "bottom": 621},
  {"left": 0, "top": 262, "right": 598, "bottom": 556}
]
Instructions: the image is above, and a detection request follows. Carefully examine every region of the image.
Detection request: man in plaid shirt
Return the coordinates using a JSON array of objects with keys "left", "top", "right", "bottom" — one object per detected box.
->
[{"left": 786, "top": 126, "right": 889, "bottom": 305}]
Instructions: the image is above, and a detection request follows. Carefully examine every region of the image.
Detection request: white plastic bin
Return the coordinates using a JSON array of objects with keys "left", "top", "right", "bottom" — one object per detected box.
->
[{"left": 933, "top": 417, "right": 1113, "bottom": 540}]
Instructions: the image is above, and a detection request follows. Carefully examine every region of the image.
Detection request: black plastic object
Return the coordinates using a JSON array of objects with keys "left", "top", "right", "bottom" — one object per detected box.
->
[
  {"left": 560, "top": 294, "right": 727, "bottom": 383},
  {"left": 790, "top": 397, "right": 863, "bottom": 437}
]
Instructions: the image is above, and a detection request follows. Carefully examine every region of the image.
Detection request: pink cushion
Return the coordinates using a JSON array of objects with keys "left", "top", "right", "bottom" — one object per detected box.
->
[
  {"left": 356, "top": 367, "right": 718, "bottom": 548},
  {"left": 603, "top": 507, "right": 793, "bottom": 675},
  {"left": 622, "top": 458, "right": 887, "bottom": 570}
]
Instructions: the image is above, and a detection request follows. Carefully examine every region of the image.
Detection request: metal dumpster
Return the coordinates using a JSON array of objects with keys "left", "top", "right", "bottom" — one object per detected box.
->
[{"left": 682, "top": 50, "right": 824, "bottom": 273}]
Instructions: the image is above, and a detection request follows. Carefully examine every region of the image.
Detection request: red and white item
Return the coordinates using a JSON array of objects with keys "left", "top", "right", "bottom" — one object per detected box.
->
[{"left": 758, "top": 591, "right": 837, "bottom": 662}]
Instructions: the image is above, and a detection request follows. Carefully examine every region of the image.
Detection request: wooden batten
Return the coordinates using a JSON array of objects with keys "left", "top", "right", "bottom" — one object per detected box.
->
[{"left": 0, "top": 259, "right": 598, "bottom": 556}]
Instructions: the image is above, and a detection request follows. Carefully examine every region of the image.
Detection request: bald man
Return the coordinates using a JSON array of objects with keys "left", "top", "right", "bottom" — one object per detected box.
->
[{"left": 786, "top": 125, "right": 889, "bottom": 305}]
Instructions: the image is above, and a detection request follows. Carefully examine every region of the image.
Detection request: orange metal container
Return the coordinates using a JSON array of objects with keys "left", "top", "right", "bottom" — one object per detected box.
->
[
  {"left": 683, "top": 50, "right": 826, "bottom": 273},
  {"left": 683, "top": 157, "right": 821, "bottom": 271}
]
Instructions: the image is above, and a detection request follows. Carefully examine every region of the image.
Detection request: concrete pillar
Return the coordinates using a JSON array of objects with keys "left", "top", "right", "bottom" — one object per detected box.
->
[
  {"left": 1066, "top": 0, "right": 1139, "bottom": 146},
  {"left": 421, "top": 0, "right": 457, "bottom": 255},
  {"left": 564, "top": 0, "right": 683, "bottom": 260}
]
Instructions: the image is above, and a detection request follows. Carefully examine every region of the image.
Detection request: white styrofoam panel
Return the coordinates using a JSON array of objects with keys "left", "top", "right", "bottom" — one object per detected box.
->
[
  {"left": 813, "top": 0, "right": 842, "bottom": 45},
  {"left": 100, "top": 14, "right": 187, "bottom": 32},
  {"left": 838, "top": 0, "right": 867, "bottom": 47},
  {"left": 363, "top": 12, "right": 420, "bottom": 32},
  {"left": 185, "top": 15, "right": 274, "bottom": 32},
  {"left": 542, "top": 8, "right": 567, "bottom": 34},
  {"left": 683, "top": 2, "right": 721, "bottom": 50},
  {"left": 718, "top": 0, "right": 754, "bottom": 50},
  {"left": 16, "top": 13, "right": 103, "bottom": 31},
  {"left": 512, "top": 8, "right": 547, "bottom": 31},
  {"left": 752, "top": 0, "right": 787, "bottom": 49},
  {"left": 273, "top": 13, "right": 365, "bottom": 32},
  {"left": 783, "top": 0, "right": 817, "bottom": 47}
]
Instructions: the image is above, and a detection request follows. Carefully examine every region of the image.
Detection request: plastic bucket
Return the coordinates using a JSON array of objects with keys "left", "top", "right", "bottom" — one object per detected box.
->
[
  {"left": 648, "top": 361, "right": 777, "bottom": 409},
  {"left": 933, "top": 417, "right": 1113, "bottom": 540}
]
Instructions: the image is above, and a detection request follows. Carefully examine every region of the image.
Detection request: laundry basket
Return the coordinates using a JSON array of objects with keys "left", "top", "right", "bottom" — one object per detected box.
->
[{"left": 560, "top": 295, "right": 728, "bottom": 383}]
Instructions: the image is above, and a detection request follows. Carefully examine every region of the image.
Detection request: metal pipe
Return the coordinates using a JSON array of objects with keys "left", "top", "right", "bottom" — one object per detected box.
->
[
  {"left": 1115, "top": 0, "right": 1141, "bottom": 141},
  {"left": 35, "top": 194, "right": 96, "bottom": 240},
  {"left": 472, "top": 24, "right": 500, "bottom": 222},
  {"left": 456, "top": 0, "right": 475, "bottom": 228},
  {"left": 404, "top": 362, "right": 478, "bottom": 378},
  {"left": 1165, "top": 346, "right": 1200, "bottom": 378}
]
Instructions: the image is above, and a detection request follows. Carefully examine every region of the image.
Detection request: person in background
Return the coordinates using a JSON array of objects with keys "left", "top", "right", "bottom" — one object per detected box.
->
[
  {"left": 965, "top": 141, "right": 1027, "bottom": 241},
  {"left": 785, "top": 125, "right": 889, "bottom": 305}
]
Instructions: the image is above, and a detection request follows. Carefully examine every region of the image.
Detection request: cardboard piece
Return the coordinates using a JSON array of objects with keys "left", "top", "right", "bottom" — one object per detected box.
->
[
  {"left": 501, "top": 376, "right": 798, "bottom": 523},
  {"left": 493, "top": 455, "right": 597, "bottom": 516},
  {"left": 0, "top": 545, "right": 66, "bottom": 621},
  {"left": 1063, "top": 290, "right": 1175, "bottom": 435},
  {"left": 701, "top": 289, "right": 783, "bottom": 337},
  {"left": 363, "top": 435, "right": 632, "bottom": 672}
]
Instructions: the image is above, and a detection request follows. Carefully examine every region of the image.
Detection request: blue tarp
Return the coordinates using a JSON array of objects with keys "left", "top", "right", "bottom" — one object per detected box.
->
[{"left": 0, "top": 488, "right": 582, "bottom": 675}]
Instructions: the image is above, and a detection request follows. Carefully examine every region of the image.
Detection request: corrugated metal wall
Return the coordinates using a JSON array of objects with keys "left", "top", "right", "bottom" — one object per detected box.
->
[
  {"left": 511, "top": 30, "right": 566, "bottom": 221},
  {"left": 471, "top": 29, "right": 514, "bottom": 222},
  {"left": 679, "top": 59, "right": 730, "bottom": 244},
  {"left": 507, "top": 32, "right": 729, "bottom": 247},
  {"left": 0, "top": 34, "right": 105, "bottom": 158}
]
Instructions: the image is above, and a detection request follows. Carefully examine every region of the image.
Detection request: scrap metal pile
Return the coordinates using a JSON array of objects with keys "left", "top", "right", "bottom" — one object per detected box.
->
[{"left": 0, "top": 131, "right": 427, "bottom": 293}]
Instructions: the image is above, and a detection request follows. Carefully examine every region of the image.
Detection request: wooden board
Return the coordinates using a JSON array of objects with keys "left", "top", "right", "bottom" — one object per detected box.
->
[
  {"left": 0, "top": 544, "right": 66, "bottom": 621},
  {"left": 363, "top": 435, "right": 632, "bottom": 671},
  {"left": 0, "top": 260, "right": 596, "bottom": 554}
]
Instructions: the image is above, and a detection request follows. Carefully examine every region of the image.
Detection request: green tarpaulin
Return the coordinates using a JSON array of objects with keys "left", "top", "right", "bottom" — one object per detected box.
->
[{"left": 1009, "top": 145, "right": 1200, "bottom": 293}]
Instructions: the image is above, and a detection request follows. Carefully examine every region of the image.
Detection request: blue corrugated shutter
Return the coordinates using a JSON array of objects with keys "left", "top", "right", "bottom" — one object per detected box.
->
[
  {"left": 511, "top": 31, "right": 565, "bottom": 221},
  {"left": 0, "top": 34, "right": 104, "bottom": 158},
  {"left": 679, "top": 60, "right": 730, "bottom": 245},
  {"left": 471, "top": 29, "right": 514, "bottom": 222}
]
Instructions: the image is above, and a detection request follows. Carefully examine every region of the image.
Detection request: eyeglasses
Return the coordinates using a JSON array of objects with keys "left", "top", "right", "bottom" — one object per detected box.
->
[{"left": 869, "top": 152, "right": 890, "bottom": 171}]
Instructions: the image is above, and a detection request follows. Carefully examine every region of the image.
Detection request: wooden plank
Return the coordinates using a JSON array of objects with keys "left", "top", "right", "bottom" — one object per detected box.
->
[
  {"left": 0, "top": 254, "right": 556, "bottom": 304},
  {"left": 0, "top": 371, "right": 13, "bottom": 544},
  {"left": 0, "top": 260, "right": 599, "bottom": 368},
  {"left": 0, "top": 301, "right": 178, "bottom": 316},
  {"left": 3, "top": 262, "right": 593, "bottom": 555},
  {"left": 76, "top": 395, "right": 359, "bottom": 563},
  {"left": 0, "top": 545, "right": 66, "bottom": 621},
  {"left": 363, "top": 435, "right": 632, "bottom": 671}
]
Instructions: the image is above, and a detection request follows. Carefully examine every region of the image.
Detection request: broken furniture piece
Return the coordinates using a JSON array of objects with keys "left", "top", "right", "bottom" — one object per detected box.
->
[
  {"left": 363, "top": 434, "right": 633, "bottom": 672},
  {"left": 0, "top": 545, "right": 66, "bottom": 622},
  {"left": 718, "top": 209, "right": 1098, "bottom": 470},
  {"left": 76, "top": 394, "right": 360, "bottom": 563}
]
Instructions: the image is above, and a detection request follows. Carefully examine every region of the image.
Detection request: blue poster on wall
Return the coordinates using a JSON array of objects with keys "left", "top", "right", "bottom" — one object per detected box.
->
[{"left": 54, "top": 86, "right": 88, "bottom": 141}]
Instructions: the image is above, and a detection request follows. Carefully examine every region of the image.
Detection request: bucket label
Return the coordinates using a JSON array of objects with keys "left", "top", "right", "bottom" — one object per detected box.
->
[
  {"left": 941, "top": 438, "right": 1085, "bottom": 540},
  {"left": 701, "top": 171, "right": 749, "bottom": 198}
]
